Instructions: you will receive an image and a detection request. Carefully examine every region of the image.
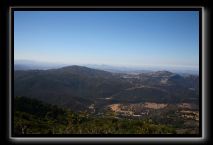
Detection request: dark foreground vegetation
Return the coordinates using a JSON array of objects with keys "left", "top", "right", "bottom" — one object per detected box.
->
[{"left": 14, "top": 96, "right": 176, "bottom": 135}]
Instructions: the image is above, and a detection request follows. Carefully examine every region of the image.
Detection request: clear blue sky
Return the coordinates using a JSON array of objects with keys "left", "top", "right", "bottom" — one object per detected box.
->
[{"left": 14, "top": 11, "right": 199, "bottom": 69}]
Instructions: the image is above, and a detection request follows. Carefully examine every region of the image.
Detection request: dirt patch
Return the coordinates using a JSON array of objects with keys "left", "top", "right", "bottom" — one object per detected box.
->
[
  {"left": 144, "top": 102, "right": 168, "bottom": 109},
  {"left": 109, "top": 104, "right": 121, "bottom": 112},
  {"left": 178, "top": 103, "right": 192, "bottom": 109},
  {"left": 180, "top": 110, "right": 199, "bottom": 121}
]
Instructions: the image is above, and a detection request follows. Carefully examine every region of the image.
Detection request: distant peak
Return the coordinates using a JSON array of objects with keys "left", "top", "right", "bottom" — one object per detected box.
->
[
  {"left": 151, "top": 70, "right": 173, "bottom": 75},
  {"left": 156, "top": 70, "right": 173, "bottom": 74},
  {"left": 60, "top": 65, "right": 88, "bottom": 69},
  {"left": 56, "top": 65, "right": 112, "bottom": 77}
]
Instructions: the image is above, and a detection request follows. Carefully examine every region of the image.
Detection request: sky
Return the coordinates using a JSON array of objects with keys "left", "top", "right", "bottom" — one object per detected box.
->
[{"left": 14, "top": 11, "right": 199, "bottom": 70}]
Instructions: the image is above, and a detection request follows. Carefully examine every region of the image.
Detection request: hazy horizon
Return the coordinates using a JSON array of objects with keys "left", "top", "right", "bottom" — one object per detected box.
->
[
  {"left": 14, "top": 59, "right": 199, "bottom": 75},
  {"left": 15, "top": 11, "right": 199, "bottom": 69}
]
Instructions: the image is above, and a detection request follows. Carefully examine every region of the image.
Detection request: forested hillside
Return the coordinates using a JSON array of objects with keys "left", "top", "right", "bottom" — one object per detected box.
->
[
  {"left": 14, "top": 96, "right": 177, "bottom": 135},
  {"left": 14, "top": 66, "right": 199, "bottom": 111},
  {"left": 14, "top": 66, "right": 199, "bottom": 135}
]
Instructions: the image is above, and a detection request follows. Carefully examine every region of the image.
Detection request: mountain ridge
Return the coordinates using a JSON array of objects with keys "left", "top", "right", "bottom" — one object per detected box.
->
[{"left": 14, "top": 65, "right": 199, "bottom": 112}]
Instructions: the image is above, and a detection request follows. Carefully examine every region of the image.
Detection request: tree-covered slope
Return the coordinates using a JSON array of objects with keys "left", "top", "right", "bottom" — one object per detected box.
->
[{"left": 14, "top": 96, "right": 177, "bottom": 135}]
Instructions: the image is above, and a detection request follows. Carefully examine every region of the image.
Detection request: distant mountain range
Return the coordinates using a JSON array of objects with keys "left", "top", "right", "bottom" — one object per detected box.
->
[
  {"left": 14, "top": 60, "right": 199, "bottom": 75},
  {"left": 14, "top": 60, "right": 66, "bottom": 70},
  {"left": 14, "top": 65, "right": 199, "bottom": 112}
]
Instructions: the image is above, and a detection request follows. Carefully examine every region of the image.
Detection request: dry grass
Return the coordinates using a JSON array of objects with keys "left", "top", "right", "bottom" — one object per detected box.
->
[
  {"left": 109, "top": 104, "right": 121, "bottom": 112},
  {"left": 178, "top": 103, "right": 192, "bottom": 109},
  {"left": 143, "top": 102, "right": 168, "bottom": 109}
]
